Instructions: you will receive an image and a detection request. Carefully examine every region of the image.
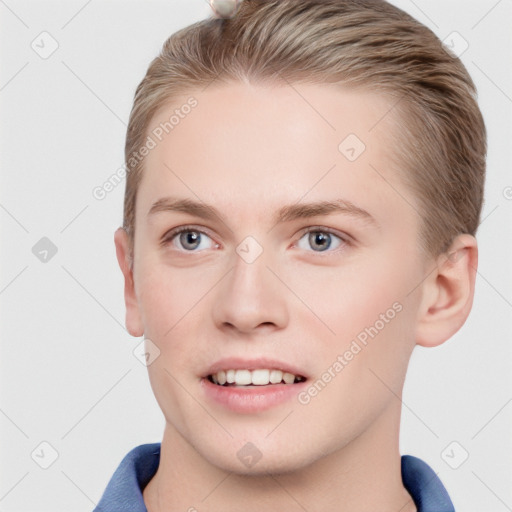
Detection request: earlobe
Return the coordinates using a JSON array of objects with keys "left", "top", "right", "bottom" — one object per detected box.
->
[
  {"left": 415, "top": 234, "right": 478, "bottom": 348},
  {"left": 114, "top": 227, "right": 144, "bottom": 337}
]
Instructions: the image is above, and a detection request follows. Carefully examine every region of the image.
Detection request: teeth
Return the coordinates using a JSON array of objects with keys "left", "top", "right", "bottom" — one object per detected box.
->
[
  {"left": 235, "top": 369, "right": 252, "bottom": 385},
  {"left": 251, "top": 369, "right": 269, "bottom": 385},
  {"left": 209, "top": 368, "right": 304, "bottom": 386},
  {"left": 269, "top": 369, "right": 283, "bottom": 384},
  {"left": 283, "top": 372, "right": 295, "bottom": 384}
]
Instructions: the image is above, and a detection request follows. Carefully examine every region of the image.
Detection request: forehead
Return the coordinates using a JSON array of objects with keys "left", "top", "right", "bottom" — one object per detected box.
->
[{"left": 137, "top": 81, "right": 415, "bottom": 230}]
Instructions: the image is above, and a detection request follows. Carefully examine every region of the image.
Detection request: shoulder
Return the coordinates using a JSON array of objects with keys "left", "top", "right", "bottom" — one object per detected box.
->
[
  {"left": 401, "top": 454, "right": 455, "bottom": 512},
  {"left": 93, "top": 443, "right": 161, "bottom": 512}
]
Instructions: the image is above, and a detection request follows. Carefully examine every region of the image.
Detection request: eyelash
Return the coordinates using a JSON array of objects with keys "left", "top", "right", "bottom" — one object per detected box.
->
[{"left": 161, "top": 224, "right": 351, "bottom": 255}]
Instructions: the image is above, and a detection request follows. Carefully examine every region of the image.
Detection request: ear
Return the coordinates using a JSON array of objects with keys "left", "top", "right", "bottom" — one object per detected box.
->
[
  {"left": 114, "top": 227, "right": 144, "bottom": 337},
  {"left": 415, "top": 234, "right": 478, "bottom": 347}
]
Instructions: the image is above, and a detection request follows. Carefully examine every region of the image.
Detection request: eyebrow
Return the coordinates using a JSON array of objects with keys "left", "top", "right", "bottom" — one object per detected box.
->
[{"left": 147, "top": 196, "right": 379, "bottom": 227}]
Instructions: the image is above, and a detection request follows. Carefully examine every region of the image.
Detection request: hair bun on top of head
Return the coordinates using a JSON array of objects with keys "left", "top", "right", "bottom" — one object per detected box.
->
[{"left": 210, "top": 0, "right": 243, "bottom": 18}]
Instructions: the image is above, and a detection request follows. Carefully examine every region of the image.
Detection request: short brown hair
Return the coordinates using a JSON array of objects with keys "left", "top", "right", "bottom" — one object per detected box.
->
[{"left": 123, "top": 0, "right": 486, "bottom": 260}]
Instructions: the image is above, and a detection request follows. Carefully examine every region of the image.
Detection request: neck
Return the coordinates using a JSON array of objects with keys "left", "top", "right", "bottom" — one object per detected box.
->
[{"left": 144, "top": 401, "right": 416, "bottom": 512}]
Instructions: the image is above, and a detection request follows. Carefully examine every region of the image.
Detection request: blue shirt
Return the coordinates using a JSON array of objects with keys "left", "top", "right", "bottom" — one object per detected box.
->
[{"left": 93, "top": 443, "right": 455, "bottom": 511}]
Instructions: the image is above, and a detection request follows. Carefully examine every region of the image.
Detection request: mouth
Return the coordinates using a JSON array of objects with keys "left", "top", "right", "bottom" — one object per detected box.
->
[
  {"left": 201, "top": 358, "right": 309, "bottom": 412},
  {"left": 207, "top": 368, "right": 307, "bottom": 387}
]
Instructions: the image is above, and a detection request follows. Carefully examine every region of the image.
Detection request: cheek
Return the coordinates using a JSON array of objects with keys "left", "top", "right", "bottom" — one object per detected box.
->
[
  {"left": 284, "top": 248, "right": 420, "bottom": 392},
  {"left": 328, "top": 261, "right": 419, "bottom": 393},
  {"left": 295, "top": 284, "right": 417, "bottom": 443},
  {"left": 135, "top": 259, "right": 225, "bottom": 396},
  {"left": 135, "top": 258, "right": 217, "bottom": 340},
  {"left": 283, "top": 252, "right": 414, "bottom": 340},
  {"left": 138, "top": 261, "right": 208, "bottom": 427}
]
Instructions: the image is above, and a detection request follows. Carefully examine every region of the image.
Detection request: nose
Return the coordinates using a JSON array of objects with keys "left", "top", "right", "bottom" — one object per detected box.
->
[{"left": 212, "top": 246, "right": 289, "bottom": 336}]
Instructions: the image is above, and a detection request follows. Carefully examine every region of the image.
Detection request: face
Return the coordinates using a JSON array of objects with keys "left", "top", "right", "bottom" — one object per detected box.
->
[{"left": 120, "top": 82, "right": 433, "bottom": 474}]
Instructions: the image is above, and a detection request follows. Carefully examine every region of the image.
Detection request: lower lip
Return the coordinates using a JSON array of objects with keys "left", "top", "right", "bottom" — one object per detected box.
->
[{"left": 200, "top": 377, "right": 308, "bottom": 413}]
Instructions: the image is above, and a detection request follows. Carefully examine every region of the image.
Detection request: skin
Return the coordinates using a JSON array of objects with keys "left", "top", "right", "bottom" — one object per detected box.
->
[{"left": 114, "top": 81, "right": 478, "bottom": 512}]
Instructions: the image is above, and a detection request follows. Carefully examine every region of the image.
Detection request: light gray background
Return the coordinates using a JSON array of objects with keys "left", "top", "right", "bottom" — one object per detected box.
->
[{"left": 1, "top": 0, "right": 511, "bottom": 510}]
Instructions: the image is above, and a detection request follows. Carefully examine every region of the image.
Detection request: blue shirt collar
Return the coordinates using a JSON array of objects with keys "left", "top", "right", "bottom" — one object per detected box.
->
[{"left": 94, "top": 443, "right": 455, "bottom": 512}]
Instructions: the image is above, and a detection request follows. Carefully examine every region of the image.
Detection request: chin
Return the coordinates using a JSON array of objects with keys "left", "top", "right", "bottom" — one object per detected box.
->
[
  {"left": 193, "top": 435, "right": 321, "bottom": 476},
  {"left": 215, "top": 452, "right": 310, "bottom": 476}
]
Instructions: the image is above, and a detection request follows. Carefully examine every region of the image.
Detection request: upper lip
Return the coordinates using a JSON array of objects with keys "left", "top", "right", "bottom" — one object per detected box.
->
[{"left": 203, "top": 357, "right": 308, "bottom": 379}]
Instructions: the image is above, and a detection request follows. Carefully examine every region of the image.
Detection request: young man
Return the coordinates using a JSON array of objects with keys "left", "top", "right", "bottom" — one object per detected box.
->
[{"left": 95, "top": 0, "right": 486, "bottom": 510}]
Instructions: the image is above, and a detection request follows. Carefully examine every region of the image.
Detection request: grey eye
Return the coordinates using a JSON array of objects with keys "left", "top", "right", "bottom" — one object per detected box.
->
[
  {"left": 170, "top": 230, "right": 215, "bottom": 251},
  {"left": 297, "top": 231, "right": 343, "bottom": 252}
]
